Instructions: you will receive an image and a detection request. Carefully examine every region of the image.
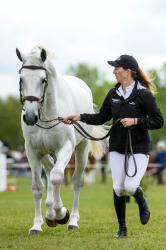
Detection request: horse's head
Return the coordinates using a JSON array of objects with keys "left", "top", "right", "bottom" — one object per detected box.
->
[{"left": 16, "top": 48, "right": 48, "bottom": 126}]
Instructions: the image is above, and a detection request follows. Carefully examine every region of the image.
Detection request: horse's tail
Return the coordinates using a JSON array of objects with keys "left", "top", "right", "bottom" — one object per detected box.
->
[{"left": 89, "top": 126, "right": 108, "bottom": 160}]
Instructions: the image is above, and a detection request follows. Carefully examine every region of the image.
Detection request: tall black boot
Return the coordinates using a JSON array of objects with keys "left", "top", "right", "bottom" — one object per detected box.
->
[
  {"left": 113, "top": 191, "right": 127, "bottom": 238},
  {"left": 133, "top": 187, "right": 150, "bottom": 225}
]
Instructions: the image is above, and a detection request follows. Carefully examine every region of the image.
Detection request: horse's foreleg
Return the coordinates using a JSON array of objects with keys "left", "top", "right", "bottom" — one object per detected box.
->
[
  {"left": 41, "top": 155, "right": 57, "bottom": 226},
  {"left": 50, "top": 141, "right": 72, "bottom": 224},
  {"left": 25, "top": 145, "right": 44, "bottom": 234},
  {"left": 68, "top": 140, "right": 89, "bottom": 230}
]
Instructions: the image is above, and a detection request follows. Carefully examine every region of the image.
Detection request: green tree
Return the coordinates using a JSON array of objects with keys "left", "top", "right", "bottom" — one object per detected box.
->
[
  {"left": 148, "top": 68, "right": 166, "bottom": 144},
  {"left": 148, "top": 68, "right": 161, "bottom": 87},
  {"left": 68, "top": 63, "right": 100, "bottom": 91},
  {"left": 0, "top": 63, "right": 165, "bottom": 150},
  {"left": 0, "top": 96, "right": 24, "bottom": 149},
  {"left": 160, "top": 63, "right": 166, "bottom": 86},
  {"left": 93, "top": 80, "right": 115, "bottom": 109}
]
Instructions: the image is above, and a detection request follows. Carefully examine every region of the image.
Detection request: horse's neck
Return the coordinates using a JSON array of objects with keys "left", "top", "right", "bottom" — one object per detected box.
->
[{"left": 41, "top": 74, "right": 66, "bottom": 120}]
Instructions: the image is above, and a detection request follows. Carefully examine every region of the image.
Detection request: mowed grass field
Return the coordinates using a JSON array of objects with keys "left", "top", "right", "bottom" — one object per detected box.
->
[{"left": 1, "top": 174, "right": 166, "bottom": 250}]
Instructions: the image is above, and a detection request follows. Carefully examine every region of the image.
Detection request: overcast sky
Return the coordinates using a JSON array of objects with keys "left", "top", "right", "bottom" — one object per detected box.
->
[{"left": 0, "top": 0, "right": 166, "bottom": 98}]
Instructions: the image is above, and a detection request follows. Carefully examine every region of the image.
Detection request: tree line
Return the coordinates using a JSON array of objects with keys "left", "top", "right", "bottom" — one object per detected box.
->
[{"left": 0, "top": 64, "right": 166, "bottom": 150}]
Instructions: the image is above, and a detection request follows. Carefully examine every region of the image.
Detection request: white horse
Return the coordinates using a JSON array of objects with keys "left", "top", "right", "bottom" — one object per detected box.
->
[{"left": 16, "top": 46, "right": 104, "bottom": 234}]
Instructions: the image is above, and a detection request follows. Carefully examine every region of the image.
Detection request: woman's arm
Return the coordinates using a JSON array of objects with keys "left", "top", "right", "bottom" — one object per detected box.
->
[{"left": 137, "top": 89, "right": 164, "bottom": 130}]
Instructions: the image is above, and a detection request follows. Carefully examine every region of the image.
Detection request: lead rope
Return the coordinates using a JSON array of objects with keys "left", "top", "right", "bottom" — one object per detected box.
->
[
  {"left": 124, "top": 128, "right": 137, "bottom": 177},
  {"left": 70, "top": 119, "right": 137, "bottom": 177},
  {"left": 71, "top": 118, "right": 121, "bottom": 141},
  {"left": 35, "top": 116, "right": 120, "bottom": 139},
  {"left": 35, "top": 116, "right": 137, "bottom": 177},
  {"left": 35, "top": 113, "right": 62, "bottom": 129}
]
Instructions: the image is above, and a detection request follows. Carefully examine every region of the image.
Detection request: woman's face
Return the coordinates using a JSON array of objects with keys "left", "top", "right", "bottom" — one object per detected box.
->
[{"left": 113, "top": 67, "right": 129, "bottom": 83}]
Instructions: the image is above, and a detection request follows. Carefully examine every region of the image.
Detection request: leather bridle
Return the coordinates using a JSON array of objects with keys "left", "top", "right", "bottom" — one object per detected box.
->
[{"left": 19, "top": 65, "right": 48, "bottom": 105}]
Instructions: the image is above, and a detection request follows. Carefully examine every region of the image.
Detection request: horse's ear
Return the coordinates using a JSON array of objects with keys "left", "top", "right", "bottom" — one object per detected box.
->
[
  {"left": 16, "top": 48, "right": 23, "bottom": 62},
  {"left": 40, "top": 49, "right": 47, "bottom": 62}
]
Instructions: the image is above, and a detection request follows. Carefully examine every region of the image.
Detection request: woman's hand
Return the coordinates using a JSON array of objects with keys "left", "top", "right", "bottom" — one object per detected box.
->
[
  {"left": 120, "top": 118, "right": 137, "bottom": 127},
  {"left": 63, "top": 115, "right": 81, "bottom": 124}
]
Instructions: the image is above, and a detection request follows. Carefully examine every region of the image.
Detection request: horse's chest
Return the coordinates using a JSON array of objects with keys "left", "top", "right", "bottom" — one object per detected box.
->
[{"left": 30, "top": 131, "right": 64, "bottom": 154}]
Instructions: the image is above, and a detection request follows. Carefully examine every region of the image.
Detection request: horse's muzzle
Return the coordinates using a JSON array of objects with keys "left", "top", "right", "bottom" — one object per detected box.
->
[{"left": 23, "top": 113, "right": 38, "bottom": 126}]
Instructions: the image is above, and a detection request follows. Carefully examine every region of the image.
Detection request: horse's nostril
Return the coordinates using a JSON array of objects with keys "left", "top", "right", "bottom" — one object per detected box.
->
[
  {"left": 34, "top": 115, "right": 38, "bottom": 123},
  {"left": 23, "top": 114, "right": 26, "bottom": 123}
]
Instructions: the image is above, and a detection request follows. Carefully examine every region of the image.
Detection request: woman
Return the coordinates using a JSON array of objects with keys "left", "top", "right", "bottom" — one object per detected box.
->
[{"left": 63, "top": 55, "right": 164, "bottom": 238}]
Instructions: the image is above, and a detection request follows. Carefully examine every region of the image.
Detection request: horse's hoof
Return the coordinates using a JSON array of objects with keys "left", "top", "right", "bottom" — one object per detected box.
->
[
  {"left": 56, "top": 209, "right": 70, "bottom": 225},
  {"left": 45, "top": 217, "right": 58, "bottom": 227},
  {"left": 29, "top": 229, "right": 42, "bottom": 235},
  {"left": 68, "top": 225, "right": 79, "bottom": 230}
]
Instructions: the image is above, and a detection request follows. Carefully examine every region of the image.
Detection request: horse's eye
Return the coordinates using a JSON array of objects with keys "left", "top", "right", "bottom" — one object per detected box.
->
[{"left": 42, "top": 78, "right": 47, "bottom": 84}]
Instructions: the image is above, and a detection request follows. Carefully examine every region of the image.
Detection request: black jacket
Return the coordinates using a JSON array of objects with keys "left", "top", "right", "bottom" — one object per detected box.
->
[{"left": 80, "top": 82, "right": 164, "bottom": 154}]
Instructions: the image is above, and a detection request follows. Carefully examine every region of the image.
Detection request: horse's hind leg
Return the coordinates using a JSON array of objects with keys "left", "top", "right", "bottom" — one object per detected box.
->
[
  {"left": 68, "top": 139, "right": 89, "bottom": 230},
  {"left": 41, "top": 155, "right": 57, "bottom": 227}
]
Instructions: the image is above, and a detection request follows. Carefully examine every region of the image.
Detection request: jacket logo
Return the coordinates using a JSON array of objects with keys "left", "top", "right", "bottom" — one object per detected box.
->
[
  {"left": 129, "top": 101, "right": 136, "bottom": 105},
  {"left": 112, "top": 98, "right": 121, "bottom": 103}
]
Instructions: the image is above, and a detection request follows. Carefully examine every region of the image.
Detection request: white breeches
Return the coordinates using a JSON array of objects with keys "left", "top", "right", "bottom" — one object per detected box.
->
[{"left": 109, "top": 151, "right": 149, "bottom": 197}]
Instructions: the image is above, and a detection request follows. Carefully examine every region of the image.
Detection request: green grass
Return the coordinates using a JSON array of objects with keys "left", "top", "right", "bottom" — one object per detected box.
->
[{"left": 0, "top": 175, "right": 166, "bottom": 250}]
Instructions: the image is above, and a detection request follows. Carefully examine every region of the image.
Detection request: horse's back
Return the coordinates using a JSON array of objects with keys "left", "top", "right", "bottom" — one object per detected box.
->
[{"left": 63, "top": 75, "right": 92, "bottom": 95}]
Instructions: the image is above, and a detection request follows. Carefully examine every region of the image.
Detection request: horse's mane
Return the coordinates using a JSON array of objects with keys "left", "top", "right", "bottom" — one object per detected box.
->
[
  {"left": 30, "top": 46, "right": 57, "bottom": 76},
  {"left": 30, "top": 46, "right": 56, "bottom": 59}
]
